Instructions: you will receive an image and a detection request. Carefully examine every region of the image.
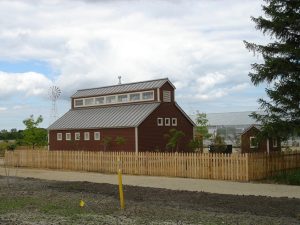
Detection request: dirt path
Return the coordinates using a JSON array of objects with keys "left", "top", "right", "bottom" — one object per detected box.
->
[{"left": 1, "top": 166, "right": 299, "bottom": 198}]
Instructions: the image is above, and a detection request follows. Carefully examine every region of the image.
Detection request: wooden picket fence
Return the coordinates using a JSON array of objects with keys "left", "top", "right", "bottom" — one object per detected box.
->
[{"left": 4, "top": 150, "right": 300, "bottom": 181}]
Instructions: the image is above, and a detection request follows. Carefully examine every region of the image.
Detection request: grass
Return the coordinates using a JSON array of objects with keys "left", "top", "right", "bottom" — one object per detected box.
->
[
  {"left": 269, "top": 169, "right": 300, "bottom": 185},
  {"left": 0, "top": 196, "right": 95, "bottom": 217}
]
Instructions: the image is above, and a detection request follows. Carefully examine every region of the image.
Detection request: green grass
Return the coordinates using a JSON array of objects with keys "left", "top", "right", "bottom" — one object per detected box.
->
[
  {"left": 0, "top": 196, "right": 94, "bottom": 217},
  {"left": 269, "top": 169, "right": 300, "bottom": 185},
  {"left": 0, "top": 197, "right": 39, "bottom": 213}
]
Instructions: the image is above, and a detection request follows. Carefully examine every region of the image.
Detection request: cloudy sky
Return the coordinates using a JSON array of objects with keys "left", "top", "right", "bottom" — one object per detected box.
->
[{"left": 0, "top": 0, "right": 269, "bottom": 130}]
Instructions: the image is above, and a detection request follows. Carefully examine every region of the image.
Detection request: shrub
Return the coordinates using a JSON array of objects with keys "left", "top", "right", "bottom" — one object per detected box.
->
[
  {"left": 0, "top": 142, "right": 8, "bottom": 157},
  {"left": 270, "top": 169, "right": 300, "bottom": 185},
  {"left": 7, "top": 143, "right": 16, "bottom": 151}
]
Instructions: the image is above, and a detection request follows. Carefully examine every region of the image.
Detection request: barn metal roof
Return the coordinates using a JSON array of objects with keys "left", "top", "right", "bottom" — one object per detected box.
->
[
  {"left": 72, "top": 78, "right": 173, "bottom": 98},
  {"left": 48, "top": 103, "right": 160, "bottom": 130}
]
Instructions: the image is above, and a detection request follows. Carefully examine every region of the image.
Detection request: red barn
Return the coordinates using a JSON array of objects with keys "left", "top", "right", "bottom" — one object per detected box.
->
[
  {"left": 48, "top": 78, "right": 195, "bottom": 152},
  {"left": 241, "top": 125, "right": 281, "bottom": 153}
]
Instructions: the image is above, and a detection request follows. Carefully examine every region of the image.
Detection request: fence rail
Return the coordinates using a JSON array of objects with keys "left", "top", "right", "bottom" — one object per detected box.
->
[{"left": 4, "top": 150, "right": 300, "bottom": 181}]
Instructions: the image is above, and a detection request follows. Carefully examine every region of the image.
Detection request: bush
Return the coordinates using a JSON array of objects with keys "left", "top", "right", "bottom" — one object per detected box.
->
[
  {"left": 270, "top": 169, "right": 300, "bottom": 185},
  {"left": 7, "top": 143, "right": 16, "bottom": 151},
  {"left": 0, "top": 142, "right": 8, "bottom": 157}
]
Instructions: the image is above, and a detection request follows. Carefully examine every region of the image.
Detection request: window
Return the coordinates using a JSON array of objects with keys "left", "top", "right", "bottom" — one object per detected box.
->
[
  {"left": 250, "top": 136, "right": 258, "bottom": 148},
  {"left": 172, "top": 118, "right": 177, "bottom": 126},
  {"left": 84, "top": 98, "right": 94, "bottom": 106},
  {"left": 130, "top": 93, "right": 140, "bottom": 101},
  {"left": 57, "top": 133, "right": 62, "bottom": 141},
  {"left": 66, "top": 133, "right": 71, "bottom": 141},
  {"left": 95, "top": 97, "right": 104, "bottom": 105},
  {"left": 157, "top": 118, "right": 163, "bottom": 126},
  {"left": 75, "top": 132, "right": 80, "bottom": 141},
  {"left": 142, "top": 91, "right": 154, "bottom": 100},
  {"left": 74, "top": 99, "right": 83, "bottom": 107},
  {"left": 106, "top": 96, "right": 116, "bottom": 104},
  {"left": 118, "top": 94, "right": 128, "bottom": 103},
  {"left": 84, "top": 132, "right": 90, "bottom": 141},
  {"left": 94, "top": 132, "right": 101, "bottom": 140},
  {"left": 165, "top": 118, "right": 170, "bottom": 126},
  {"left": 273, "top": 138, "right": 278, "bottom": 147},
  {"left": 163, "top": 91, "right": 171, "bottom": 102}
]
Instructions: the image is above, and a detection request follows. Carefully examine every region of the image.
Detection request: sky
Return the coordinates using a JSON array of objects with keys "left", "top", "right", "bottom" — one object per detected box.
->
[{"left": 0, "top": 0, "right": 270, "bottom": 130}]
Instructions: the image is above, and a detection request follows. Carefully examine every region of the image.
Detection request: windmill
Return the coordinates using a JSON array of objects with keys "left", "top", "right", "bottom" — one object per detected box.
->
[{"left": 48, "top": 86, "right": 61, "bottom": 124}]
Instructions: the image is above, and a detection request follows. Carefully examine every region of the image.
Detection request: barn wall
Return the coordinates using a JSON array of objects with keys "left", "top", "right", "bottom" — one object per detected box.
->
[
  {"left": 49, "top": 128, "right": 135, "bottom": 151},
  {"left": 138, "top": 103, "right": 194, "bottom": 152}
]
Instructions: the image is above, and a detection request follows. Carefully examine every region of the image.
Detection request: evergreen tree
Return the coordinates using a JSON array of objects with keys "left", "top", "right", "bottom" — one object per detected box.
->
[{"left": 244, "top": 0, "right": 300, "bottom": 139}]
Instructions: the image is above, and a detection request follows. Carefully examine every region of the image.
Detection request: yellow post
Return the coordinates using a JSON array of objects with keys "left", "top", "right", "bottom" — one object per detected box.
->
[{"left": 117, "top": 158, "right": 125, "bottom": 209}]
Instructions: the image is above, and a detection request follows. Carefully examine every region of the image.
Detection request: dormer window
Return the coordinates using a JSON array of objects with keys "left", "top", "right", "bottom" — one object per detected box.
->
[
  {"left": 73, "top": 90, "right": 155, "bottom": 108},
  {"left": 74, "top": 99, "right": 83, "bottom": 107},
  {"left": 84, "top": 98, "right": 94, "bottom": 106},
  {"left": 118, "top": 95, "right": 128, "bottom": 103},
  {"left": 142, "top": 91, "right": 154, "bottom": 100},
  {"left": 95, "top": 97, "right": 104, "bottom": 105},
  {"left": 130, "top": 93, "right": 140, "bottom": 101},
  {"left": 106, "top": 96, "right": 116, "bottom": 104}
]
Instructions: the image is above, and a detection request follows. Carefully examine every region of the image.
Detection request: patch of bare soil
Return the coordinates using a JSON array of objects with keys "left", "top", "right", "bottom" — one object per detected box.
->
[{"left": 0, "top": 175, "right": 300, "bottom": 225}]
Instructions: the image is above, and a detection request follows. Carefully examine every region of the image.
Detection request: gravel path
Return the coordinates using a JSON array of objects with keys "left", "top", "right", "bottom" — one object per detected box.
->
[{"left": 1, "top": 166, "right": 299, "bottom": 198}]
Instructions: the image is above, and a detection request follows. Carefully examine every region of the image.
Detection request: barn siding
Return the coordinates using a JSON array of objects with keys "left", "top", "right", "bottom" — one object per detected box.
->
[
  {"left": 138, "top": 103, "right": 194, "bottom": 152},
  {"left": 49, "top": 128, "right": 135, "bottom": 151}
]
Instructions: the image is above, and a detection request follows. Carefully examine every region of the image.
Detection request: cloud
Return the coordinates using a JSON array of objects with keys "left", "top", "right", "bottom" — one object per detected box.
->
[
  {"left": 0, "top": 71, "right": 52, "bottom": 99},
  {"left": 0, "top": 107, "right": 7, "bottom": 111},
  {"left": 13, "top": 105, "right": 29, "bottom": 110},
  {"left": 0, "top": 0, "right": 265, "bottom": 108}
]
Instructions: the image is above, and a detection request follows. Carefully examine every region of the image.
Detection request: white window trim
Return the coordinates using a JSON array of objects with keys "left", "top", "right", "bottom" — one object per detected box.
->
[
  {"left": 74, "top": 99, "right": 84, "bottom": 107},
  {"left": 74, "top": 90, "right": 155, "bottom": 108},
  {"left": 157, "top": 118, "right": 163, "bottom": 126},
  {"left": 75, "top": 132, "right": 80, "bottom": 141},
  {"left": 165, "top": 118, "right": 170, "bottom": 126},
  {"left": 84, "top": 132, "right": 90, "bottom": 141},
  {"left": 250, "top": 136, "right": 258, "bottom": 148},
  {"left": 66, "top": 133, "right": 71, "bottom": 141},
  {"left": 94, "top": 132, "right": 101, "bottom": 140},
  {"left": 172, "top": 118, "right": 177, "bottom": 126},
  {"left": 57, "top": 133, "right": 62, "bottom": 141}
]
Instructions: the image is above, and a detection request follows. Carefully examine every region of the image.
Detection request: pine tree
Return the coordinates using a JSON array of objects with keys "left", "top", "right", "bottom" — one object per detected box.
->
[{"left": 244, "top": 0, "right": 300, "bottom": 139}]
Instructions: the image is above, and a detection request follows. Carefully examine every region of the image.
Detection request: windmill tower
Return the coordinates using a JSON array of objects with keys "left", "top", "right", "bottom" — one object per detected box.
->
[{"left": 48, "top": 86, "right": 61, "bottom": 124}]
